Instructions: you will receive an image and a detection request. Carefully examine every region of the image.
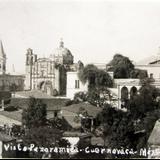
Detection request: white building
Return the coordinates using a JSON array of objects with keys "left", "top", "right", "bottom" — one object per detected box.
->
[
  {"left": 135, "top": 48, "right": 160, "bottom": 80},
  {"left": 66, "top": 71, "right": 88, "bottom": 99}
]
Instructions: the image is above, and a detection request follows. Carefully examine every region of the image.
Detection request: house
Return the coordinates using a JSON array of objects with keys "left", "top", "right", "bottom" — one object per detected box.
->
[
  {"left": 61, "top": 102, "right": 102, "bottom": 130},
  {"left": 66, "top": 68, "right": 114, "bottom": 100},
  {"left": 66, "top": 71, "right": 88, "bottom": 99},
  {"left": 10, "top": 91, "right": 69, "bottom": 120}
]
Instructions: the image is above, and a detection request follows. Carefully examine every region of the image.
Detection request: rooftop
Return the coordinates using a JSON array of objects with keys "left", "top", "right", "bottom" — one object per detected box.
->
[
  {"left": 62, "top": 102, "right": 103, "bottom": 118},
  {"left": 10, "top": 97, "right": 69, "bottom": 111},
  {"left": 0, "top": 110, "right": 22, "bottom": 122},
  {"left": 0, "top": 110, "right": 22, "bottom": 126},
  {"left": 148, "top": 119, "right": 160, "bottom": 145},
  {"left": 14, "top": 90, "right": 55, "bottom": 99},
  {"left": 0, "top": 132, "right": 15, "bottom": 142},
  {"left": 135, "top": 55, "right": 160, "bottom": 66}
]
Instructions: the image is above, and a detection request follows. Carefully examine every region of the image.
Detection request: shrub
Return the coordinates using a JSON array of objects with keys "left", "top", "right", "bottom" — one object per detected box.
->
[
  {"left": 4, "top": 105, "right": 18, "bottom": 111},
  {"left": 74, "top": 92, "right": 88, "bottom": 102},
  {"left": 65, "top": 100, "right": 74, "bottom": 106}
]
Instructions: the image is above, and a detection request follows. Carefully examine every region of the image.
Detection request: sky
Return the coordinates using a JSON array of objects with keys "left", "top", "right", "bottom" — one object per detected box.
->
[{"left": 0, "top": 0, "right": 160, "bottom": 73}]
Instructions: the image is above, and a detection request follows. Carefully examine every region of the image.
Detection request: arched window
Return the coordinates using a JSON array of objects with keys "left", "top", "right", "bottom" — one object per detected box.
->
[
  {"left": 121, "top": 86, "right": 129, "bottom": 101},
  {"left": 121, "top": 86, "right": 129, "bottom": 108},
  {"left": 130, "top": 86, "right": 137, "bottom": 98}
]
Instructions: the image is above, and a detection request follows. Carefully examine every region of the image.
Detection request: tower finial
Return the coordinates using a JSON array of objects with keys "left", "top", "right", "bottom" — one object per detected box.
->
[
  {"left": 59, "top": 38, "right": 64, "bottom": 48},
  {"left": 0, "top": 40, "right": 5, "bottom": 58}
]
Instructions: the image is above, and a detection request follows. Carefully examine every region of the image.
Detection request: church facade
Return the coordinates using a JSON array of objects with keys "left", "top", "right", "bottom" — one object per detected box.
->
[{"left": 25, "top": 40, "right": 76, "bottom": 96}]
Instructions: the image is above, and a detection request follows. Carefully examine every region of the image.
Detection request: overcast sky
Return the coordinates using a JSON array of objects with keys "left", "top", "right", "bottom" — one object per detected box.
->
[{"left": 0, "top": 0, "right": 160, "bottom": 73}]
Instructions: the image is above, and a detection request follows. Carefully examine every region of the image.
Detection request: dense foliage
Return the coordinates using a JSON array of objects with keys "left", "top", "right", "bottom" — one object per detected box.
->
[
  {"left": 21, "top": 97, "right": 70, "bottom": 158},
  {"left": 22, "top": 97, "right": 47, "bottom": 128},
  {"left": 129, "top": 84, "right": 160, "bottom": 119},
  {"left": 22, "top": 126, "right": 70, "bottom": 158},
  {"left": 108, "top": 54, "right": 148, "bottom": 79},
  {"left": 78, "top": 64, "right": 113, "bottom": 88},
  {"left": 96, "top": 105, "right": 135, "bottom": 158},
  {"left": 77, "top": 64, "right": 113, "bottom": 107}
]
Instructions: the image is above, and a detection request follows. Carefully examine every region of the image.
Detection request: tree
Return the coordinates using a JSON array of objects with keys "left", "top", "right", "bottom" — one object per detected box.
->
[
  {"left": 22, "top": 97, "right": 47, "bottom": 128},
  {"left": 107, "top": 54, "right": 148, "bottom": 79},
  {"left": 132, "top": 109, "right": 160, "bottom": 157},
  {"left": 78, "top": 64, "right": 113, "bottom": 107},
  {"left": 21, "top": 97, "right": 71, "bottom": 158},
  {"left": 87, "top": 86, "right": 112, "bottom": 107},
  {"left": 78, "top": 64, "right": 98, "bottom": 85},
  {"left": 22, "top": 126, "right": 70, "bottom": 158},
  {"left": 130, "top": 69, "right": 148, "bottom": 79},
  {"left": 78, "top": 64, "right": 113, "bottom": 88},
  {"left": 96, "top": 105, "right": 135, "bottom": 158},
  {"left": 129, "top": 84, "right": 160, "bottom": 119},
  {"left": 107, "top": 54, "right": 134, "bottom": 78}
]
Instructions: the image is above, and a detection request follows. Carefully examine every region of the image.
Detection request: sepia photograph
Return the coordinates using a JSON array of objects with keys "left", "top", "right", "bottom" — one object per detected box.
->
[{"left": 0, "top": 0, "right": 160, "bottom": 158}]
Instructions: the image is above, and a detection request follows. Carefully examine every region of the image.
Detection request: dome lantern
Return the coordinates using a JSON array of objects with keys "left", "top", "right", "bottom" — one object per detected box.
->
[{"left": 59, "top": 38, "right": 64, "bottom": 48}]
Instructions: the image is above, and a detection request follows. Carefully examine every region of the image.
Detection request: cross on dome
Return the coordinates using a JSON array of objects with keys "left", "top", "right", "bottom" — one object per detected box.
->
[{"left": 59, "top": 38, "right": 64, "bottom": 48}]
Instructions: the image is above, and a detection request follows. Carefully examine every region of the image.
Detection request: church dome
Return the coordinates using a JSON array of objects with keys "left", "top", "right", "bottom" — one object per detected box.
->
[
  {"left": 51, "top": 39, "right": 74, "bottom": 65},
  {"left": 54, "top": 40, "right": 72, "bottom": 56}
]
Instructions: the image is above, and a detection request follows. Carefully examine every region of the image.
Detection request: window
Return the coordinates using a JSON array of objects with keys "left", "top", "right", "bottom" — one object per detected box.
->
[
  {"left": 75, "top": 80, "right": 80, "bottom": 89},
  {"left": 54, "top": 111, "right": 58, "bottom": 118},
  {"left": 41, "top": 70, "right": 44, "bottom": 77}
]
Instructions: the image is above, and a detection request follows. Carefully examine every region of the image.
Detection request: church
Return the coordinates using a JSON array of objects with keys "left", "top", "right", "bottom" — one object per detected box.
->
[
  {"left": 25, "top": 40, "right": 83, "bottom": 96},
  {"left": 0, "top": 41, "right": 24, "bottom": 92}
]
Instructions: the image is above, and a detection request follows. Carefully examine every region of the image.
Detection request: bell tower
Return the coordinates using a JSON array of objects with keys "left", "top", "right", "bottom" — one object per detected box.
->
[
  {"left": 25, "top": 48, "right": 36, "bottom": 90},
  {"left": 0, "top": 41, "right": 6, "bottom": 75}
]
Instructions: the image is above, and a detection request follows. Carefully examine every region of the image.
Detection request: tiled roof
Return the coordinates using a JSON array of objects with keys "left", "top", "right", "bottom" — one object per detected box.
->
[
  {"left": 0, "top": 110, "right": 22, "bottom": 123},
  {"left": 10, "top": 97, "right": 69, "bottom": 111},
  {"left": 62, "top": 102, "right": 102, "bottom": 118},
  {"left": 61, "top": 102, "right": 102, "bottom": 129},
  {"left": 61, "top": 110, "right": 81, "bottom": 129},
  {"left": 0, "top": 112, "right": 22, "bottom": 126}
]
